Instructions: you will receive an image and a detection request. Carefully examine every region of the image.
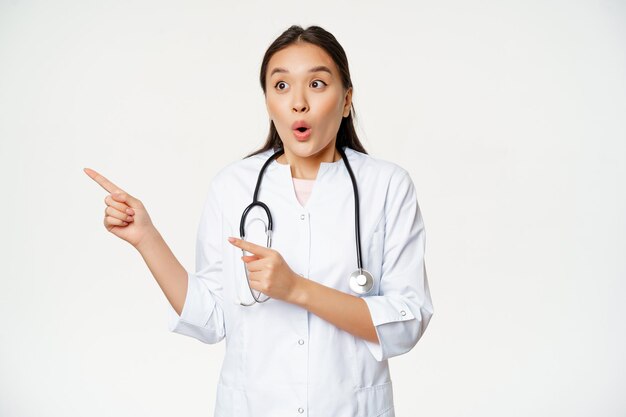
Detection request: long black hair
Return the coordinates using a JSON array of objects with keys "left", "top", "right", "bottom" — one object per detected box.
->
[{"left": 244, "top": 25, "right": 367, "bottom": 158}]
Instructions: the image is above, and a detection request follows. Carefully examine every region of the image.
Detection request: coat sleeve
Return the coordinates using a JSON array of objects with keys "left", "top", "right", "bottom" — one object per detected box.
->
[
  {"left": 361, "top": 169, "right": 434, "bottom": 361},
  {"left": 166, "top": 177, "right": 226, "bottom": 344}
]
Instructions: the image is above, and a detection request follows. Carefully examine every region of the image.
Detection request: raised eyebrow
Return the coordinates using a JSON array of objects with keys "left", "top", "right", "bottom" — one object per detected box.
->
[
  {"left": 269, "top": 65, "right": 333, "bottom": 77},
  {"left": 308, "top": 65, "right": 333, "bottom": 75}
]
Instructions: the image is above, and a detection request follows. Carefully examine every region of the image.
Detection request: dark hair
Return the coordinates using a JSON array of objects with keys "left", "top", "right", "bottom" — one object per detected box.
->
[{"left": 244, "top": 25, "right": 367, "bottom": 158}]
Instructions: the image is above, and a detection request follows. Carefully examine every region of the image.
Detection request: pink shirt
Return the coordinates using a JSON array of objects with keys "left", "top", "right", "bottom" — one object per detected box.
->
[{"left": 292, "top": 177, "right": 316, "bottom": 207}]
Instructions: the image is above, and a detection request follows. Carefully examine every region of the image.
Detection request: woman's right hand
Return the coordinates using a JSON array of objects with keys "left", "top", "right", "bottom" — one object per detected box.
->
[{"left": 84, "top": 167, "right": 157, "bottom": 249}]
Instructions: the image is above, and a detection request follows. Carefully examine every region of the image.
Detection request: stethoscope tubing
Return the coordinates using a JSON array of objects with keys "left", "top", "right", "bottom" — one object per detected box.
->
[
  {"left": 336, "top": 145, "right": 364, "bottom": 272},
  {"left": 237, "top": 146, "right": 373, "bottom": 305}
]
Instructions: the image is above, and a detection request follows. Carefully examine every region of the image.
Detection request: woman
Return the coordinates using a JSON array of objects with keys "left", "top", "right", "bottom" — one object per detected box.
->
[{"left": 85, "top": 25, "right": 433, "bottom": 417}]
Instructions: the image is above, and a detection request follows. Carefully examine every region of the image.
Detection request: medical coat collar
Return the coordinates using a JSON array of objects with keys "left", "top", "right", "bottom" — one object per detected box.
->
[{"left": 263, "top": 145, "right": 354, "bottom": 176}]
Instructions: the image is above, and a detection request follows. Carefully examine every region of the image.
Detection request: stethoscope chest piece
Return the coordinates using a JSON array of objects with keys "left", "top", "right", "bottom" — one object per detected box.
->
[{"left": 349, "top": 269, "right": 374, "bottom": 295}]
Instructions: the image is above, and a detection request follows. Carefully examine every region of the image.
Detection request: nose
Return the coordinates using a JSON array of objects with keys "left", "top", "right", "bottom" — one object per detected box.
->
[
  {"left": 291, "top": 87, "right": 308, "bottom": 113},
  {"left": 292, "top": 104, "right": 308, "bottom": 113}
]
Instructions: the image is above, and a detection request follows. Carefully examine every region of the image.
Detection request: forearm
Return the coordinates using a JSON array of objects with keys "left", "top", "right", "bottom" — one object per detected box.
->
[
  {"left": 290, "top": 277, "right": 379, "bottom": 344},
  {"left": 135, "top": 229, "right": 188, "bottom": 316}
]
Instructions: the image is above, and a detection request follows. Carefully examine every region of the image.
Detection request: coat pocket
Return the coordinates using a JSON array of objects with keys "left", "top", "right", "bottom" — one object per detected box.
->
[
  {"left": 214, "top": 383, "right": 247, "bottom": 417},
  {"left": 355, "top": 380, "right": 395, "bottom": 417}
]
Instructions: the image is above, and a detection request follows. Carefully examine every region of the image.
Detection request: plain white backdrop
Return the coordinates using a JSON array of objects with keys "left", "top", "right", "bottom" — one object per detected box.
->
[{"left": 1, "top": 1, "right": 624, "bottom": 416}]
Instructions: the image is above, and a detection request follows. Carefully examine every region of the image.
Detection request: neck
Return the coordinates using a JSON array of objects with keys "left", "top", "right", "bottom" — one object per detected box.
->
[{"left": 278, "top": 144, "right": 340, "bottom": 180}]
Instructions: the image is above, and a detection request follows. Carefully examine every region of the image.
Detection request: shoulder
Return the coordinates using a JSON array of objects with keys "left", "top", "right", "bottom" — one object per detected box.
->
[
  {"left": 209, "top": 149, "right": 277, "bottom": 192},
  {"left": 345, "top": 147, "right": 413, "bottom": 188}
]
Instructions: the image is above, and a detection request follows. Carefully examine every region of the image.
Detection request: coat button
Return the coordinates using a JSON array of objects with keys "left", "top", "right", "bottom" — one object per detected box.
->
[
  {"left": 298, "top": 339, "right": 305, "bottom": 345},
  {"left": 298, "top": 407, "right": 304, "bottom": 413},
  {"left": 300, "top": 214, "right": 305, "bottom": 220}
]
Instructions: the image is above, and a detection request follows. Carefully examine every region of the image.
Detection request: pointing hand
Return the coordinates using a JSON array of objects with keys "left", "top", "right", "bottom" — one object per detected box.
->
[
  {"left": 84, "top": 167, "right": 156, "bottom": 248},
  {"left": 227, "top": 237, "right": 304, "bottom": 303}
]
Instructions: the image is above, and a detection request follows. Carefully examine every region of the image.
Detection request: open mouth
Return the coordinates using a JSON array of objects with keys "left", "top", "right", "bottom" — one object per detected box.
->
[{"left": 293, "top": 126, "right": 312, "bottom": 140}]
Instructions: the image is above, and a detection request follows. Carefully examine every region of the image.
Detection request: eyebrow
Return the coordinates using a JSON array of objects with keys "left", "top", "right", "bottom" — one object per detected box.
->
[{"left": 269, "top": 65, "right": 333, "bottom": 77}]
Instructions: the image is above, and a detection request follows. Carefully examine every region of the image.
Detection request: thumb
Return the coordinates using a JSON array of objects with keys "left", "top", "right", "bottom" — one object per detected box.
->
[
  {"left": 242, "top": 255, "right": 260, "bottom": 262},
  {"left": 111, "top": 190, "right": 140, "bottom": 207}
]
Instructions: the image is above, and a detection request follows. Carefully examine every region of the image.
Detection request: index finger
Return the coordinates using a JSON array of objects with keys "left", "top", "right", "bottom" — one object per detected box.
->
[
  {"left": 83, "top": 167, "right": 124, "bottom": 194},
  {"left": 227, "top": 237, "right": 273, "bottom": 257}
]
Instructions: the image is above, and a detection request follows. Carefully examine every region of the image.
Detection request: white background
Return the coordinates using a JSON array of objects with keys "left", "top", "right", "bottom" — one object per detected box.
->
[{"left": 1, "top": 1, "right": 624, "bottom": 416}]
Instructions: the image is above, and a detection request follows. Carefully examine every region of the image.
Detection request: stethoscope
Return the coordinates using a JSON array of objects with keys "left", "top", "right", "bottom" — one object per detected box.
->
[{"left": 236, "top": 146, "right": 375, "bottom": 306}]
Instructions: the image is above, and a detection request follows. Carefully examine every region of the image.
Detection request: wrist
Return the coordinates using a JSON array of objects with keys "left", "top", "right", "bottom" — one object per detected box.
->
[
  {"left": 135, "top": 227, "right": 161, "bottom": 253},
  {"left": 288, "top": 273, "right": 310, "bottom": 307}
]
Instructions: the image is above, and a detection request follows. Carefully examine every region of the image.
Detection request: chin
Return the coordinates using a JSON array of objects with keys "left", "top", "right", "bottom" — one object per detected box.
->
[{"left": 287, "top": 143, "right": 324, "bottom": 157}]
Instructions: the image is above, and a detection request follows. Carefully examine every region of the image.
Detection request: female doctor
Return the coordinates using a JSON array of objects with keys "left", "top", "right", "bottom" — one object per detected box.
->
[{"left": 85, "top": 25, "right": 433, "bottom": 417}]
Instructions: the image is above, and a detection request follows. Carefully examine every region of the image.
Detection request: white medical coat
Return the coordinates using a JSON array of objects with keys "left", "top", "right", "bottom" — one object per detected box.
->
[{"left": 168, "top": 146, "right": 434, "bottom": 417}]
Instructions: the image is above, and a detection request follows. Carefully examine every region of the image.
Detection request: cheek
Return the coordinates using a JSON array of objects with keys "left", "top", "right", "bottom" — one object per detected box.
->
[
  {"left": 265, "top": 97, "right": 280, "bottom": 118},
  {"left": 266, "top": 98, "right": 286, "bottom": 125},
  {"left": 317, "top": 96, "right": 345, "bottom": 125},
  {"left": 265, "top": 100, "right": 276, "bottom": 119}
]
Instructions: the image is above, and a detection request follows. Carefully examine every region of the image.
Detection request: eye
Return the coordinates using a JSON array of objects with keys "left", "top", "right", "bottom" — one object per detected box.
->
[
  {"left": 274, "top": 81, "right": 289, "bottom": 90},
  {"left": 310, "top": 79, "right": 327, "bottom": 89}
]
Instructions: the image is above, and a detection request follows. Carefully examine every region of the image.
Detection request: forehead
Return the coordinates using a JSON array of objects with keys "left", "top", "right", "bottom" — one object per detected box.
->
[{"left": 267, "top": 42, "right": 337, "bottom": 75}]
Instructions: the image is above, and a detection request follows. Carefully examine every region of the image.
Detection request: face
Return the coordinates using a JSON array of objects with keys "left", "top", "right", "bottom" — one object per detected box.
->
[{"left": 265, "top": 42, "right": 352, "bottom": 162}]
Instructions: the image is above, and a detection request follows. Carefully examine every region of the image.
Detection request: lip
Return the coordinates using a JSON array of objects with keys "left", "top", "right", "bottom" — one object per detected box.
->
[
  {"left": 291, "top": 120, "right": 311, "bottom": 130},
  {"left": 292, "top": 120, "right": 312, "bottom": 141},
  {"left": 293, "top": 127, "right": 312, "bottom": 141}
]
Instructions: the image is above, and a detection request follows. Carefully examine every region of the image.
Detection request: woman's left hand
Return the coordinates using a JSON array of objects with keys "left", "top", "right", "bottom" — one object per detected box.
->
[{"left": 227, "top": 237, "right": 304, "bottom": 304}]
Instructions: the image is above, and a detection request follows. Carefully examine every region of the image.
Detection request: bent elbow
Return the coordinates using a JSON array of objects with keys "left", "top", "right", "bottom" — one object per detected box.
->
[
  {"left": 411, "top": 303, "right": 434, "bottom": 347},
  {"left": 168, "top": 300, "right": 226, "bottom": 344}
]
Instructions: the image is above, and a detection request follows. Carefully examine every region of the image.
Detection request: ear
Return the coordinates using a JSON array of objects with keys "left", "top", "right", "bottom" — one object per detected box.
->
[{"left": 342, "top": 87, "right": 353, "bottom": 118}]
